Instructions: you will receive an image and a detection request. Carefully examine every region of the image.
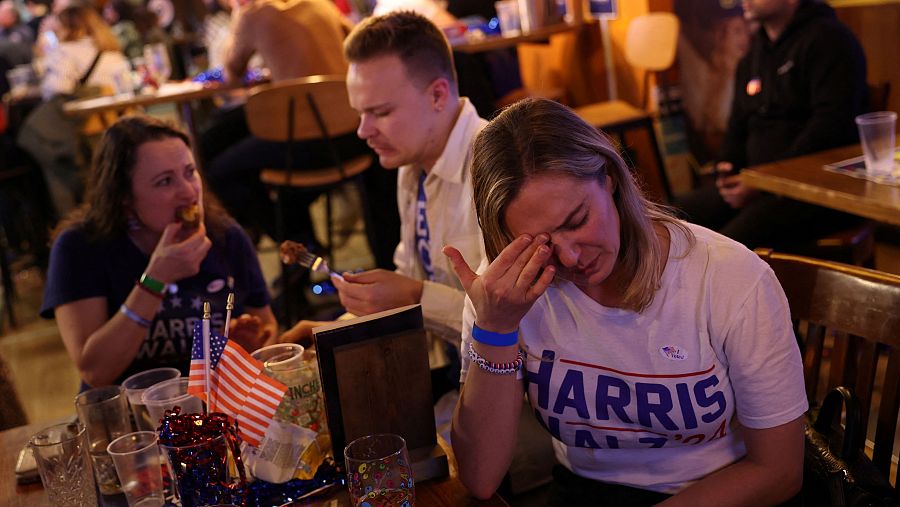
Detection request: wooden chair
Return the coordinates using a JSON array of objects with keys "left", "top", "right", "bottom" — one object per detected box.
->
[
  {"left": 756, "top": 248, "right": 900, "bottom": 490},
  {"left": 573, "top": 13, "right": 678, "bottom": 202},
  {"left": 244, "top": 75, "right": 372, "bottom": 323}
]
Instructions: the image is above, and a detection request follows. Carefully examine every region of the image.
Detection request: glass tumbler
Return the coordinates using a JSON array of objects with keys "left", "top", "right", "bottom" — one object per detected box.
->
[{"left": 30, "top": 423, "right": 98, "bottom": 506}]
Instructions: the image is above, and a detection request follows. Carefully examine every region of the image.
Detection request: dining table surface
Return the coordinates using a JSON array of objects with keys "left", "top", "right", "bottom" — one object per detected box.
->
[
  {"left": 741, "top": 136, "right": 900, "bottom": 226},
  {"left": 0, "top": 421, "right": 510, "bottom": 506},
  {"left": 60, "top": 80, "right": 250, "bottom": 118}
]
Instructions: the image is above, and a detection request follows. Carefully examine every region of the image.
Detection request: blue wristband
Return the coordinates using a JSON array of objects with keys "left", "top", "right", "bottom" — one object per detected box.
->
[
  {"left": 120, "top": 304, "right": 151, "bottom": 328},
  {"left": 471, "top": 324, "right": 519, "bottom": 347}
]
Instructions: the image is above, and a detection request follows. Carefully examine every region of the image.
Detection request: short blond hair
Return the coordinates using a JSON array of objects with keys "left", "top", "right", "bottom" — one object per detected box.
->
[{"left": 472, "top": 98, "right": 692, "bottom": 312}]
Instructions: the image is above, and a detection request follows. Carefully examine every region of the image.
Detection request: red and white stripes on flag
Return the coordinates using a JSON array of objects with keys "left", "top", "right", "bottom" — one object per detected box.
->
[{"left": 188, "top": 322, "right": 287, "bottom": 447}]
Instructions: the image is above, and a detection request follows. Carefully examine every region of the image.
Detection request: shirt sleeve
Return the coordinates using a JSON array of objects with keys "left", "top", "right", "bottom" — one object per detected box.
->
[
  {"left": 782, "top": 25, "right": 867, "bottom": 158},
  {"left": 420, "top": 279, "right": 466, "bottom": 343},
  {"left": 40, "top": 228, "right": 108, "bottom": 318},
  {"left": 717, "top": 54, "right": 752, "bottom": 168},
  {"left": 721, "top": 267, "right": 809, "bottom": 429}
]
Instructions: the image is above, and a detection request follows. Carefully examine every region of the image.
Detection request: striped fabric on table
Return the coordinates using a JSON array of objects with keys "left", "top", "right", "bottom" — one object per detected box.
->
[{"left": 188, "top": 322, "right": 287, "bottom": 446}]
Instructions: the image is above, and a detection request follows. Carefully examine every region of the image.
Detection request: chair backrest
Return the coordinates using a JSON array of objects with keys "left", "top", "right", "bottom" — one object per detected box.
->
[
  {"left": 756, "top": 248, "right": 900, "bottom": 488},
  {"left": 625, "top": 12, "right": 679, "bottom": 72},
  {"left": 245, "top": 75, "right": 359, "bottom": 143}
]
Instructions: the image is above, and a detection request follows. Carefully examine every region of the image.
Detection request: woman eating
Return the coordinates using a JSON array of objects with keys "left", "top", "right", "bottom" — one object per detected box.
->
[{"left": 41, "top": 115, "right": 276, "bottom": 388}]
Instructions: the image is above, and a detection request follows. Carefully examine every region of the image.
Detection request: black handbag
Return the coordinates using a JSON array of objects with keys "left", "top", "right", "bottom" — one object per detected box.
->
[{"left": 803, "top": 386, "right": 899, "bottom": 507}]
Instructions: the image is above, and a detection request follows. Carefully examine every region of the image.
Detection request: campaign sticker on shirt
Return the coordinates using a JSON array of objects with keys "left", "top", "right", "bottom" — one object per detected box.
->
[
  {"left": 207, "top": 279, "right": 226, "bottom": 293},
  {"left": 659, "top": 345, "right": 688, "bottom": 361},
  {"left": 746, "top": 77, "right": 762, "bottom": 96}
]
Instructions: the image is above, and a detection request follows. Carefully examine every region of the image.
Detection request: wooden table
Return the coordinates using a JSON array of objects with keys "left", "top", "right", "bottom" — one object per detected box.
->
[
  {"left": 451, "top": 21, "right": 584, "bottom": 54},
  {"left": 0, "top": 423, "right": 509, "bottom": 506},
  {"left": 742, "top": 136, "right": 900, "bottom": 226},
  {"left": 61, "top": 81, "right": 246, "bottom": 119},
  {"left": 62, "top": 80, "right": 256, "bottom": 153}
]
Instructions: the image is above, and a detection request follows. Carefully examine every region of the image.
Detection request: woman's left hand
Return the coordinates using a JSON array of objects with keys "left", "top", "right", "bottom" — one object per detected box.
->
[
  {"left": 229, "top": 313, "right": 271, "bottom": 349},
  {"left": 443, "top": 233, "right": 555, "bottom": 333}
]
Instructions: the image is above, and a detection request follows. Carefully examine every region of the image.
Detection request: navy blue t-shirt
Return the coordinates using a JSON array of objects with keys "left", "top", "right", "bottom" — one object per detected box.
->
[{"left": 40, "top": 224, "right": 271, "bottom": 385}]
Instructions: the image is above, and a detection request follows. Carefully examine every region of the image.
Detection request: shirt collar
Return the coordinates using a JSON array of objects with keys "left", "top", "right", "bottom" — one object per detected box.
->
[{"left": 414, "top": 97, "right": 484, "bottom": 184}]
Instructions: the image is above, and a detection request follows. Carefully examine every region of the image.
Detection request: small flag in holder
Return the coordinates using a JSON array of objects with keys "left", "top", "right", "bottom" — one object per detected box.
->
[{"left": 188, "top": 320, "right": 287, "bottom": 447}]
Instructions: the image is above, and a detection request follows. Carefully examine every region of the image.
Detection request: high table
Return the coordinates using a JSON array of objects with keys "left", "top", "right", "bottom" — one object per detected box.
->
[
  {"left": 741, "top": 136, "right": 900, "bottom": 227},
  {"left": 0, "top": 422, "right": 509, "bottom": 506},
  {"left": 61, "top": 80, "right": 257, "bottom": 156}
]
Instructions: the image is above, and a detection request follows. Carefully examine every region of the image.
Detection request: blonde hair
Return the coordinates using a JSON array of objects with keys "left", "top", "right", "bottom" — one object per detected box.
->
[
  {"left": 57, "top": 5, "right": 121, "bottom": 52},
  {"left": 472, "top": 98, "right": 692, "bottom": 312}
]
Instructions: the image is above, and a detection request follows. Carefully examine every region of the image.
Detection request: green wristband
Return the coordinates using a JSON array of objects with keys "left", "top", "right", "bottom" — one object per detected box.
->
[{"left": 139, "top": 272, "right": 168, "bottom": 296}]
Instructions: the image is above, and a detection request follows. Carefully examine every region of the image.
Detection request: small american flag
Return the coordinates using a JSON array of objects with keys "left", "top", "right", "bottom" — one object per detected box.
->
[{"left": 188, "top": 321, "right": 287, "bottom": 446}]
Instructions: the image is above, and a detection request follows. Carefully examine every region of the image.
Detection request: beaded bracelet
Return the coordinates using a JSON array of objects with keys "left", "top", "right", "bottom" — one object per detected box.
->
[
  {"left": 468, "top": 342, "right": 525, "bottom": 376},
  {"left": 120, "top": 304, "right": 151, "bottom": 328}
]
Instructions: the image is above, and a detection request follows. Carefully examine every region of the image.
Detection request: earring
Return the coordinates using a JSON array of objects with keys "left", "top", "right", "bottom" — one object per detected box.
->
[{"left": 127, "top": 216, "right": 141, "bottom": 231}]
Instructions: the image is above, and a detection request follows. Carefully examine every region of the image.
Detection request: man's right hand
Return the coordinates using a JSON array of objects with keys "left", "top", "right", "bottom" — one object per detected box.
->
[{"left": 331, "top": 269, "right": 424, "bottom": 317}]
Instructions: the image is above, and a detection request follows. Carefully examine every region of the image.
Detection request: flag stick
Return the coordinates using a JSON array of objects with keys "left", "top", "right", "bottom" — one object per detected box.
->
[
  {"left": 223, "top": 293, "right": 234, "bottom": 338},
  {"left": 202, "top": 301, "right": 211, "bottom": 413}
]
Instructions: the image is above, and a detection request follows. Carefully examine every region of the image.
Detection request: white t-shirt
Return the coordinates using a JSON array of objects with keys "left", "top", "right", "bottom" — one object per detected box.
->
[{"left": 460, "top": 222, "right": 808, "bottom": 493}]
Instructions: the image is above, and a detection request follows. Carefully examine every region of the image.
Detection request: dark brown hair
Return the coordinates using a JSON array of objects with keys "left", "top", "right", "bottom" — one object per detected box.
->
[
  {"left": 343, "top": 11, "right": 457, "bottom": 92},
  {"left": 54, "top": 115, "right": 232, "bottom": 242}
]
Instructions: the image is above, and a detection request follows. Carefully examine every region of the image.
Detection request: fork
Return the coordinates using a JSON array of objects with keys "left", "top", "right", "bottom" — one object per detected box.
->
[{"left": 282, "top": 246, "right": 343, "bottom": 280}]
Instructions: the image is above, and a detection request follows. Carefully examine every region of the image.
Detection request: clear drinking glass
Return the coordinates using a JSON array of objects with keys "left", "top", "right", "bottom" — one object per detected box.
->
[
  {"left": 250, "top": 344, "right": 330, "bottom": 481},
  {"left": 107, "top": 431, "right": 165, "bottom": 507},
  {"left": 855, "top": 111, "right": 897, "bottom": 177},
  {"left": 30, "top": 423, "right": 98, "bottom": 506},
  {"left": 122, "top": 367, "right": 181, "bottom": 431},
  {"left": 75, "top": 385, "right": 132, "bottom": 495},
  {"left": 141, "top": 377, "right": 203, "bottom": 427},
  {"left": 344, "top": 433, "right": 415, "bottom": 506}
]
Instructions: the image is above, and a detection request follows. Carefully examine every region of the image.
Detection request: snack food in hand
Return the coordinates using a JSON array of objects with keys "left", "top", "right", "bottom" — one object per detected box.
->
[{"left": 175, "top": 204, "right": 201, "bottom": 229}]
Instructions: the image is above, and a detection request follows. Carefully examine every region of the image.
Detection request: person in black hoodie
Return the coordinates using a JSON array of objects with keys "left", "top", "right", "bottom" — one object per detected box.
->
[{"left": 676, "top": 0, "right": 868, "bottom": 249}]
